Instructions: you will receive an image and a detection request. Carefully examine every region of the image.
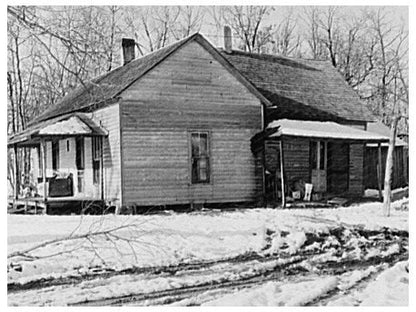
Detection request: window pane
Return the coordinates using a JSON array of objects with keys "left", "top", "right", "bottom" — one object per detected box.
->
[
  {"left": 200, "top": 133, "right": 208, "bottom": 156},
  {"left": 191, "top": 133, "right": 199, "bottom": 157},
  {"left": 199, "top": 157, "right": 208, "bottom": 181},
  {"left": 192, "top": 157, "right": 199, "bottom": 183}
]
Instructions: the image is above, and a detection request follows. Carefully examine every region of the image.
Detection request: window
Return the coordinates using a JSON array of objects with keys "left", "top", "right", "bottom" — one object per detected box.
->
[
  {"left": 92, "top": 137, "right": 102, "bottom": 185},
  {"left": 76, "top": 137, "right": 85, "bottom": 170},
  {"left": 190, "top": 132, "right": 210, "bottom": 183},
  {"left": 52, "top": 140, "right": 59, "bottom": 171}
]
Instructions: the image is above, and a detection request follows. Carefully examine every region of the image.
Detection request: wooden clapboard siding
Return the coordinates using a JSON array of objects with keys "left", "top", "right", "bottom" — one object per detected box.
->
[
  {"left": 282, "top": 138, "right": 310, "bottom": 184},
  {"left": 122, "top": 129, "right": 260, "bottom": 205},
  {"left": 119, "top": 40, "right": 262, "bottom": 206},
  {"left": 89, "top": 103, "right": 122, "bottom": 206},
  {"left": 348, "top": 143, "right": 364, "bottom": 195}
]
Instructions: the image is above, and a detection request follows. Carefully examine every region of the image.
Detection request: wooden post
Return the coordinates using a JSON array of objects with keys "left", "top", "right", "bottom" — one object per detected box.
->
[
  {"left": 377, "top": 143, "right": 383, "bottom": 200},
  {"left": 41, "top": 140, "right": 47, "bottom": 202},
  {"left": 383, "top": 117, "right": 399, "bottom": 217},
  {"left": 261, "top": 141, "right": 267, "bottom": 206},
  {"left": 13, "top": 144, "right": 19, "bottom": 200},
  {"left": 279, "top": 140, "right": 286, "bottom": 208}
]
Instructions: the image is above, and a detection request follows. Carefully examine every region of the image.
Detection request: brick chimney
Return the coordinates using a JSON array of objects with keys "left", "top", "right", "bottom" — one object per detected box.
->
[
  {"left": 224, "top": 26, "right": 232, "bottom": 53},
  {"left": 122, "top": 38, "right": 135, "bottom": 65}
]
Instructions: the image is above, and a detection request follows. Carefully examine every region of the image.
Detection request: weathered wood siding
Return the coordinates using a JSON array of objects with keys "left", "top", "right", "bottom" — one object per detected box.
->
[
  {"left": 119, "top": 40, "right": 262, "bottom": 206},
  {"left": 282, "top": 138, "right": 310, "bottom": 184},
  {"left": 348, "top": 143, "right": 364, "bottom": 195},
  {"left": 90, "top": 103, "right": 122, "bottom": 206},
  {"left": 265, "top": 139, "right": 310, "bottom": 182}
]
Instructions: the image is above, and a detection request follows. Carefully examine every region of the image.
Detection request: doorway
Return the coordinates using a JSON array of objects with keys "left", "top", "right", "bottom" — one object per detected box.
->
[
  {"left": 310, "top": 141, "right": 327, "bottom": 192},
  {"left": 327, "top": 142, "right": 349, "bottom": 194}
]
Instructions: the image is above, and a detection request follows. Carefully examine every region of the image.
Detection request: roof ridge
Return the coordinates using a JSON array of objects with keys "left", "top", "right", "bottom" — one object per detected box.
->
[{"left": 220, "top": 48, "right": 332, "bottom": 64}]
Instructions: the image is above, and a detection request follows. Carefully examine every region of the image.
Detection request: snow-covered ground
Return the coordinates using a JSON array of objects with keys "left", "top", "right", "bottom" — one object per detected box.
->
[{"left": 7, "top": 198, "right": 409, "bottom": 306}]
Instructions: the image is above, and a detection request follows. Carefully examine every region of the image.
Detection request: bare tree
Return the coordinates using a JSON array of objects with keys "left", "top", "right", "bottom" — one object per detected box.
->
[
  {"left": 172, "top": 6, "right": 205, "bottom": 39},
  {"left": 273, "top": 10, "right": 301, "bottom": 57},
  {"left": 220, "top": 6, "right": 273, "bottom": 53},
  {"left": 303, "top": 7, "right": 327, "bottom": 60}
]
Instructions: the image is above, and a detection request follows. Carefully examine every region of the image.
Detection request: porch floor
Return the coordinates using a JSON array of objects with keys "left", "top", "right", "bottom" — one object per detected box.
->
[{"left": 8, "top": 196, "right": 106, "bottom": 215}]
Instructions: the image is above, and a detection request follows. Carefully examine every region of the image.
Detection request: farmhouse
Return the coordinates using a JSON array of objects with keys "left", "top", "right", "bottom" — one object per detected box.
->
[{"left": 8, "top": 29, "right": 396, "bottom": 214}]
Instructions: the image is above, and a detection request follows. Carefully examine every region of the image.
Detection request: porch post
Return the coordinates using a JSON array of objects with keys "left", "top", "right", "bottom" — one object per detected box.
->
[
  {"left": 261, "top": 141, "right": 267, "bottom": 206},
  {"left": 100, "top": 136, "right": 104, "bottom": 202},
  {"left": 279, "top": 140, "right": 286, "bottom": 208},
  {"left": 41, "top": 139, "right": 47, "bottom": 202},
  {"left": 377, "top": 143, "right": 383, "bottom": 200},
  {"left": 13, "top": 144, "right": 18, "bottom": 200}
]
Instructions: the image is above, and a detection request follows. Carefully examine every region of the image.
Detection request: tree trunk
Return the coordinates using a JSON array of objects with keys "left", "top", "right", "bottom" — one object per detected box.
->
[{"left": 383, "top": 116, "right": 399, "bottom": 216}]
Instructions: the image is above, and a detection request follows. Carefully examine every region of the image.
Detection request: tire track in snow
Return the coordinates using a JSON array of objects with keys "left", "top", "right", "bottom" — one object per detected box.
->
[
  {"left": 8, "top": 226, "right": 408, "bottom": 306},
  {"left": 68, "top": 243, "right": 408, "bottom": 306}
]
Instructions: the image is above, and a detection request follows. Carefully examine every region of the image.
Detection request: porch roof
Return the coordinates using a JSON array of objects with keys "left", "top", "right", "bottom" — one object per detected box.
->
[
  {"left": 267, "top": 119, "right": 390, "bottom": 142},
  {"left": 8, "top": 113, "right": 108, "bottom": 147}
]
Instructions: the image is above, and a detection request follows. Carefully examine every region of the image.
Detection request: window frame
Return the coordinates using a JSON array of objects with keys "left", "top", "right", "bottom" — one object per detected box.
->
[{"left": 189, "top": 130, "right": 211, "bottom": 184}]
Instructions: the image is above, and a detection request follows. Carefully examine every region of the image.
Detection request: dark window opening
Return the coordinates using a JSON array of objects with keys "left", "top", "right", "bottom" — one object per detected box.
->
[
  {"left": 191, "top": 132, "right": 210, "bottom": 184},
  {"left": 52, "top": 141, "right": 59, "bottom": 172},
  {"left": 38, "top": 147, "right": 43, "bottom": 178},
  {"left": 76, "top": 137, "right": 85, "bottom": 170}
]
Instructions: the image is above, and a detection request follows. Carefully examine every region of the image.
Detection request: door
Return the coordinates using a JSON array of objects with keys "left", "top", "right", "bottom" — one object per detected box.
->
[
  {"left": 327, "top": 142, "right": 349, "bottom": 194},
  {"left": 310, "top": 141, "right": 327, "bottom": 192}
]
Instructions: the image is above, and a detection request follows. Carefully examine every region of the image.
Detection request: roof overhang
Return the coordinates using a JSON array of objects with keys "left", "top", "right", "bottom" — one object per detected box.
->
[
  {"left": 266, "top": 119, "right": 390, "bottom": 143},
  {"left": 8, "top": 113, "right": 108, "bottom": 147}
]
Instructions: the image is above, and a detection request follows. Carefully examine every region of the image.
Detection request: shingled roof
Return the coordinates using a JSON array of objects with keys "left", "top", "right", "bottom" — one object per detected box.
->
[
  {"left": 31, "top": 33, "right": 375, "bottom": 126},
  {"left": 219, "top": 50, "right": 376, "bottom": 123}
]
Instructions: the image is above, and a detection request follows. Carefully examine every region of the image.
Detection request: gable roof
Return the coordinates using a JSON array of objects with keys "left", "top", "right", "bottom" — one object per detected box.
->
[
  {"left": 31, "top": 32, "right": 375, "bottom": 127},
  {"left": 32, "top": 33, "right": 270, "bottom": 126},
  {"left": 219, "top": 50, "right": 376, "bottom": 123}
]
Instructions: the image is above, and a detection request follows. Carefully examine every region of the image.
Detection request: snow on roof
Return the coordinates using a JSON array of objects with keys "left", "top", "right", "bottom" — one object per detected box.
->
[
  {"left": 366, "top": 121, "right": 407, "bottom": 147},
  {"left": 267, "top": 119, "right": 389, "bottom": 142},
  {"left": 38, "top": 116, "right": 92, "bottom": 135},
  {"left": 8, "top": 113, "right": 107, "bottom": 146}
]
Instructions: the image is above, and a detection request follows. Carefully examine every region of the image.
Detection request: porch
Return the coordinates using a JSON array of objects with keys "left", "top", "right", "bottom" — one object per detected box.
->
[
  {"left": 252, "top": 119, "right": 390, "bottom": 207},
  {"left": 7, "top": 113, "right": 108, "bottom": 214}
]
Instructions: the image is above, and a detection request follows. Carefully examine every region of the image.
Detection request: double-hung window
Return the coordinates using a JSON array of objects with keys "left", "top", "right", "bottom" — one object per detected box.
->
[{"left": 190, "top": 132, "right": 210, "bottom": 184}]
